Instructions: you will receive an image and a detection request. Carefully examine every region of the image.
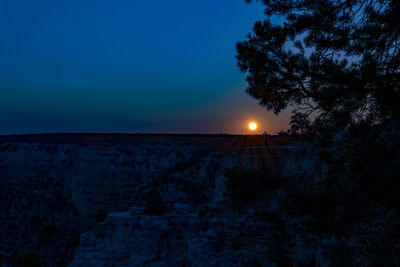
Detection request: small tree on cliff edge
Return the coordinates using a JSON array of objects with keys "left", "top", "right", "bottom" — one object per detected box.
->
[{"left": 237, "top": 0, "right": 400, "bottom": 130}]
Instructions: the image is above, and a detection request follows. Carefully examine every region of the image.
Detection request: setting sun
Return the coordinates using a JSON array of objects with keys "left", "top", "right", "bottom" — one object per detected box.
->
[{"left": 248, "top": 122, "right": 257, "bottom": 131}]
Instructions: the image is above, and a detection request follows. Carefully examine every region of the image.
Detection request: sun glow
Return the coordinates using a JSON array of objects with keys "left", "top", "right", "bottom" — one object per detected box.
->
[{"left": 248, "top": 122, "right": 257, "bottom": 131}]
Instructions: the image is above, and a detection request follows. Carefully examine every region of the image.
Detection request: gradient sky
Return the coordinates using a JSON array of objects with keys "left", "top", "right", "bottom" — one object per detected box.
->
[{"left": 0, "top": 0, "right": 290, "bottom": 134}]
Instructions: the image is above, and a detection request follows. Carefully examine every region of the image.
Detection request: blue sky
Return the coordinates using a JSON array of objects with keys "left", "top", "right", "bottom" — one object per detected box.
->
[{"left": 0, "top": 0, "right": 290, "bottom": 134}]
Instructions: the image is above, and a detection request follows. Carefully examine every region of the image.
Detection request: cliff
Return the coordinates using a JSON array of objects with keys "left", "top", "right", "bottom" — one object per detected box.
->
[{"left": 0, "top": 135, "right": 328, "bottom": 266}]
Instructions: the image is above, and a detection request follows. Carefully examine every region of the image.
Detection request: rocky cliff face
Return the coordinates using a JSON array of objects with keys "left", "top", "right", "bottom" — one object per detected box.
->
[
  {"left": 0, "top": 138, "right": 224, "bottom": 265},
  {"left": 70, "top": 207, "right": 275, "bottom": 266},
  {"left": 67, "top": 145, "right": 326, "bottom": 267},
  {"left": 0, "top": 135, "right": 327, "bottom": 266}
]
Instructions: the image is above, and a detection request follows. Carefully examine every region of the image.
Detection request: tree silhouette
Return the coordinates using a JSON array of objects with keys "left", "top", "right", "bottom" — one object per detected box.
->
[{"left": 237, "top": 0, "right": 400, "bottom": 128}]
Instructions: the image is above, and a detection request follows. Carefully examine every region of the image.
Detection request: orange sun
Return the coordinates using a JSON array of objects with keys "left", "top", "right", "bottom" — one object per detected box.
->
[{"left": 248, "top": 122, "right": 257, "bottom": 131}]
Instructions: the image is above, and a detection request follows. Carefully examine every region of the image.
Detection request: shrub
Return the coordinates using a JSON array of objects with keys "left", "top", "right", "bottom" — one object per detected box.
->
[
  {"left": 38, "top": 221, "right": 58, "bottom": 243},
  {"left": 94, "top": 209, "right": 107, "bottom": 223},
  {"left": 224, "top": 166, "right": 279, "bottom": 205},
  {"left": 17, "top": 252, "right": 44, "bottom": 267},
  {"left": 142, "top": 189, "right": 167, "bottom": 215}
]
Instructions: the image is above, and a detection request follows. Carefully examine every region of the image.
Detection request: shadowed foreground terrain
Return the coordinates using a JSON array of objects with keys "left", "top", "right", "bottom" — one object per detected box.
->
[{"left": 1, "top": 132, "right": 398, "bottom": 266}]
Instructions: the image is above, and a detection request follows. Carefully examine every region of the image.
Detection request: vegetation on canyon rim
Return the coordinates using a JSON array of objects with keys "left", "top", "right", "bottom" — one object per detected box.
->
[
  {"left": 238, "top": 0, "right": 400, "bottom": 125},
  {"left": 233, "top": 0, "right": 400, "bottom": 264}
]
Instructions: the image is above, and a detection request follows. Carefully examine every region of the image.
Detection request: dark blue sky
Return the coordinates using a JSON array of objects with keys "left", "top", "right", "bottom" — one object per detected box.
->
[{"left": 0, "top": 0, "right": 290, "bottom": 134}]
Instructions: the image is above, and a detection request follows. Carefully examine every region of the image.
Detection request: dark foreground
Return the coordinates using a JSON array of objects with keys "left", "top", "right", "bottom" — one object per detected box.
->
[{"left": 1, "top": 132, "right": 399, "bottom": 266}]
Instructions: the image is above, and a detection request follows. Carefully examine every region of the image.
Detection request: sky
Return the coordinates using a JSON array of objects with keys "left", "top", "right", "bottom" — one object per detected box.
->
[{"left": 0, "top": 0, "right": 291, "bottom": 134}]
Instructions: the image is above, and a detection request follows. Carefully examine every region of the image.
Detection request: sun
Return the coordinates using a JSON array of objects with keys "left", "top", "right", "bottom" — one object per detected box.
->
[{"left": 248, "top": 122, "right": 257, "bottom": 131}]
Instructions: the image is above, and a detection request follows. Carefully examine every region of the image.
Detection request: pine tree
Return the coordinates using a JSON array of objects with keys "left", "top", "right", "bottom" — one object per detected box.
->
[{"left": 237, "top": 0, "right": 400, "bottom": 128}]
